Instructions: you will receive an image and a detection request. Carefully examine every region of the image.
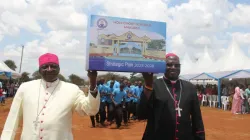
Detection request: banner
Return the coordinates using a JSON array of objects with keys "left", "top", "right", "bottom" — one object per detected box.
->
[{"left": 86, "top": 15, "right": 167, "bottom": 73}]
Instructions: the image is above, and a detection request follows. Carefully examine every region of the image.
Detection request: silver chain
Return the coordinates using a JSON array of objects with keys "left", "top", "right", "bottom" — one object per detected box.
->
[{"left": 162, "top": 79, "right": 182, "bottom": 108}]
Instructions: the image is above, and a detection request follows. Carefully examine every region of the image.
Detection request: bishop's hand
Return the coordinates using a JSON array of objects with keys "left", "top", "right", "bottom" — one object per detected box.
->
[{"left": 142, "top": 72, "right": 153, "bottom": 87}]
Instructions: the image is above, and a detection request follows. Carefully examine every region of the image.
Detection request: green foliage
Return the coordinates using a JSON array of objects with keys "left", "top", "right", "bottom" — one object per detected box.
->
[
  {"left": 32, "top": 70, "right": 41, "bottom": 80},
  {"left": 4, "top": 60, "right": 17, "bottom": 71},
  {"left": 20, "top": 72, "right": 30, "bottom": 83},
  {"left": 147, "top": 39, "right": 165, "bottom": 50},
  {"left": 58, "top": 74, "right": 66, "bottom": 82},
  {"left": 69, "top": 74, "right": 85, "bottom": 86},
  {"left": 97, "top": 72, "right": 127, "bottom": 82}
]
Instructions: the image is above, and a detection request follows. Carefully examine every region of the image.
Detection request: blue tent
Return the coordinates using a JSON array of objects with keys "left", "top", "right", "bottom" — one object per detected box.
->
[
  {"left": 135, "top": 69, "right": 250, "bottom": 108},
  {"left": 183, "top": 69, "right": 250, "bottom": 107},
  {"left": 0, "top": 71, "right": 12, "bottom": 79},
  {"left": 0, "top": 61, "right": 21, "bottom": 79}
]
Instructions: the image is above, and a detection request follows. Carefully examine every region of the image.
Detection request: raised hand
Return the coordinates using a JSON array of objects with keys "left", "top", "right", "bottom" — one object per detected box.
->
[
  {"left": 142, "top": 72, "right": 154, "bottom": 87},
  {"left": 87, "top": 70, "right": 97, "bottom": 91}
]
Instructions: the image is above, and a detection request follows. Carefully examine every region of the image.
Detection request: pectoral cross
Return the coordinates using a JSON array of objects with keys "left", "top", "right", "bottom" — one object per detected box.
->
[
  {"left": 176, "top": 106, "right": 182, "bottom": 117},
  {"left": 33, "top": 118, "right": 39, "bottom": 130}
]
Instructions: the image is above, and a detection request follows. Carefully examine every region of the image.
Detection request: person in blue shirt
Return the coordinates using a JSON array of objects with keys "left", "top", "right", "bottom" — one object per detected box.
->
[
  {"left": 98, "top": 77, "right": 108, "bottom": 127},
  {"left": 111, "top": 83, "right": 126, "bottom": 128},
  {"left": 106, "top": 80, "right": 115, "bottom": 124},
  {"left": 131, "top": 81, "right": 143, "bottom": 120},
  {"left": 123, "top": 80, "right": 134, "bottom": 125},
  {"left": 122, "top": 80, "right": 135, "bottom": 124},
  {"left": 137, "top": 81, "right": 143, "bottom": 94},
  {"left": 113, "top": 77, "right": 124, "bottom": 89},
  {"left": 106, "top": 77, "right": 124, "bottom": 89},
  {"left": 107, "top": 76, "right": 117, "bottom": 86}
]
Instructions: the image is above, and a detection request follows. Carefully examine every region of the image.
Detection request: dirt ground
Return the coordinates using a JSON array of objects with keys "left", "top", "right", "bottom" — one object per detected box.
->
[{"left": 1, "top": 98, "right": 250, "bottom": 140}]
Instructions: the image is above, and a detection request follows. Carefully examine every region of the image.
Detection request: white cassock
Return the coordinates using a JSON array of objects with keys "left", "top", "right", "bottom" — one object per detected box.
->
[{"left": 1, "top": 79, "right": 100, "bottom": 140}]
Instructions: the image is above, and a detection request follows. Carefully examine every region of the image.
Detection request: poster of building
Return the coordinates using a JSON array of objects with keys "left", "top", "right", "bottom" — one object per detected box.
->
[{"left": 85, "top": 15, "right": 167, "bottom": 73}]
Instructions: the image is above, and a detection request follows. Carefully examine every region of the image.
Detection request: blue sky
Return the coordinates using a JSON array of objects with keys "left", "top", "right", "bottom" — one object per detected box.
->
[
  {"left": 0, "top": 0, "right": 246, "bottom": 52},
  {"left": 0, "top": 0, "right": 249, "bottom": 77},
  {"left": 229, "top": 0, "right": 250, "bottom": 5}
]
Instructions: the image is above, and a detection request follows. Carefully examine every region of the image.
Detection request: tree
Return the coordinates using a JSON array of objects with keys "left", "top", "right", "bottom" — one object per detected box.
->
[
  {"left": 97, "top": 72, "right": 128, "bottom": 82},
  {"left": 58, "top": 74, "right": 66, "bottom": 81},
  {"left": 20, "top": 72, "right": 30, "bottom": 83},
  {"left": 130, "top": 77, "right": 144, "bottom": 84},
  {"left": 32, "top": 70, "right": 41, "bottom": 80},
  {"left": 130, "top": 72, "right": 136, "bottom": 79},
  {"left": 4, "top": 60, "right": 17, "bottom": 71},
  {"left": 147, "top": 39, "right": 165, "bottom": 50},
  {"left": 69, "top": 74, "right": 85, "bottom": 86}
]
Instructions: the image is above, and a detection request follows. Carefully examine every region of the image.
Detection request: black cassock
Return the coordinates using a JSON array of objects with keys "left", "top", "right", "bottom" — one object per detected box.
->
[{"left": 137, "top": 78, "right": 205, "bottom": 140}]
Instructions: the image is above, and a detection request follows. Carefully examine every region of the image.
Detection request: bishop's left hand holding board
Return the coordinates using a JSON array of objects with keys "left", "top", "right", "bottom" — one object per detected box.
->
[{"left": 1, "top": 53, "right": 100, "bottom": 140}]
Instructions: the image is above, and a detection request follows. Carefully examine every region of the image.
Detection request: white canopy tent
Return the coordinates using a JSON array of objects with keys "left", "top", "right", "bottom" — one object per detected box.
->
[
  {"left": 187, "top": 46, "right": 214, "bottom": 74},
  {"left": 0, "top": 61, "right": 21, "bottom": 79},
  {"left": 207, "top": 40, "right": 250, "bottom": 72}
]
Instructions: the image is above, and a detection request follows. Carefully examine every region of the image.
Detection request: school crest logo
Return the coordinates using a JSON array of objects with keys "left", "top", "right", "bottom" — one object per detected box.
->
[
  {"left": 127, "top": 33, "right": 132, "bottom": 39},
  {"left": 97, "top": 18, "right": 108, "bottom": 29}
]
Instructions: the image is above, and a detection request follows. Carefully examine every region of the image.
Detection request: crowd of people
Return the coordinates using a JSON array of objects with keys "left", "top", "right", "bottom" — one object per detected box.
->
[
  {"left": 89, "top": 77, "right": 143, "bottom": 128},
  {"left": 0, "top": 80, "right": 19, "bottom": 105},
  {"left": 231, "top": 85, "right": 250, "bottom": 114},
  {"left": 195, "top": 83, "right": 250, "bottom": 114}
]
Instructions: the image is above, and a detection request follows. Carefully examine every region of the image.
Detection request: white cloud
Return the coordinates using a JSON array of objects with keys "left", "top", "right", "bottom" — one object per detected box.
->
[
  {"left": 166, "top": 0, "right": 234, "bottom": 59},
  {"left": 228, "top": 4, "right": 250, "bottom": 27},
  {"left": 0, "top": 0, "right": 39, "bottom": 38},
  {"left": 167, "top": 0, "right": 232, "bottom": 36},
  {"left": 194, "top": 36, "right": 212, "bottom": 45},
  {"left": 231, "top": 32, "right": 250, "bottom": 45},
  {"left": 172, "top": 34, "right": 184, "bottom": 46},
  {"left": 0, "top": 0, "right": 89, "bottom": 39},
  {"left": 2, "top": 29, "right": 87, "bottom": 77},
  {"left": 99, "top": 0, "right": 168, "bottom": 22},
  {"left": 37, "top": 6, "right": 87, "bottom": 31},
  {"left": 171, "top": 34, "right": 186, "bottom": 56},
  {"left": 1, "top": 11, "right": 41, "bottom": 33}
]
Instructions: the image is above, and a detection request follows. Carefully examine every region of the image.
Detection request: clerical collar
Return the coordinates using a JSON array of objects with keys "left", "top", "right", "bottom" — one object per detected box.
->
[
  {"left": 41, "top": 78, "right": 60, "bottom": 88},
  {"left": 163, "top": 75, "right": 179, "bottom": 84}
]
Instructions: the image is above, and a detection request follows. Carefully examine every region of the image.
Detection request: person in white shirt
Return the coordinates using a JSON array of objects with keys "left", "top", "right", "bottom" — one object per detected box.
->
[{"left": 1, "top": 53, "right": 100, "bottom": 140}]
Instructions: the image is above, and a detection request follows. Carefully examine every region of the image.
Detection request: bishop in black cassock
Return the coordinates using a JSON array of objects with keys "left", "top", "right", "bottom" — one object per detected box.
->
[{"left": 137, "top": 53, "right": 205, "bottom": 140}]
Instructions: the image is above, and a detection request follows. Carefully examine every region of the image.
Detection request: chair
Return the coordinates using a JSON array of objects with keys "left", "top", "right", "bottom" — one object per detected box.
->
[
  {"left": 207, "top": 95, "right": 212, "bottom": 107},
  {"left": 201, "top": 95, "right": 207, "bottom": 106},
  {"left": 222, "top": 96, "right": 230, "bottom": 110},
  {"left": 212, "top": 95, "right": 219, "bottom": 108}
]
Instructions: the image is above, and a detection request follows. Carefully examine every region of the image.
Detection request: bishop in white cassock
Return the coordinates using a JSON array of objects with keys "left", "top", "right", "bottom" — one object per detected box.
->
[{"left": 1, "top": 53, "right": 100, "bottom": 140}]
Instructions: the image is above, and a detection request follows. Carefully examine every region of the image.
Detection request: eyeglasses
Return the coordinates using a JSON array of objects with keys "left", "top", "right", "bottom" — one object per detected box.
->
[{"left": 166, "top": 63, "right": 181, "bottom": 68}]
